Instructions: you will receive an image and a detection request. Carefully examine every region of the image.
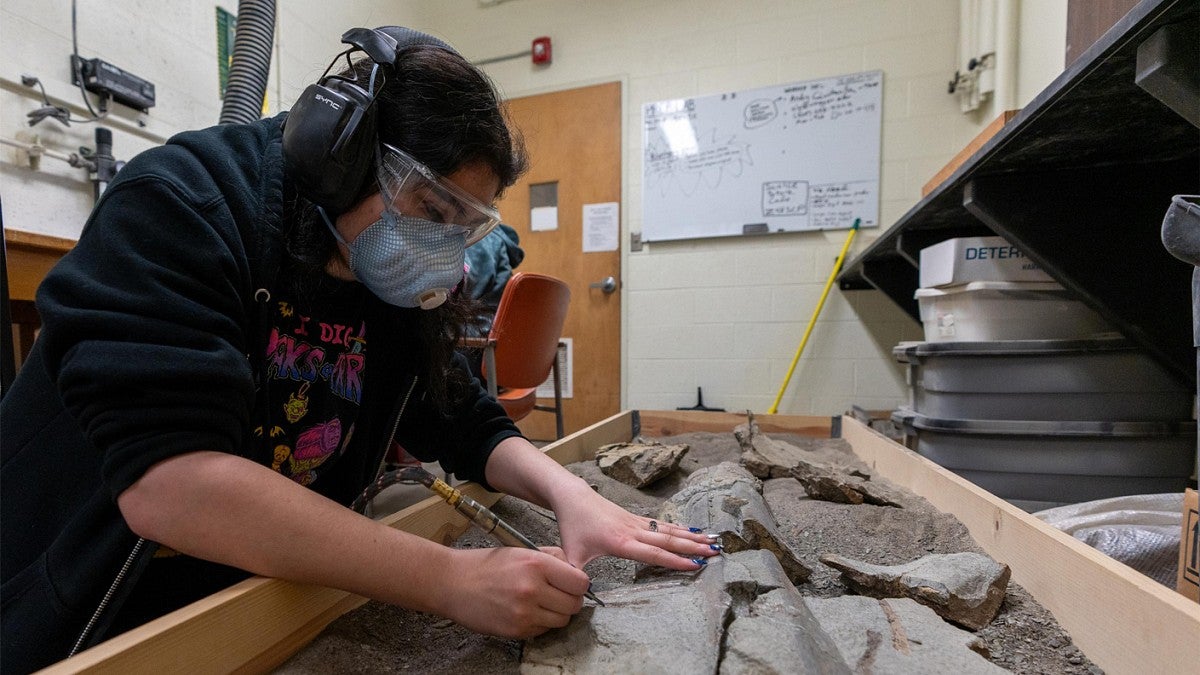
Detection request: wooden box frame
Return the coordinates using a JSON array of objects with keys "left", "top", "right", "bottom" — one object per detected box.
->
[{"left": 42, "top": 411, "right": 1200, "bottom": 674}]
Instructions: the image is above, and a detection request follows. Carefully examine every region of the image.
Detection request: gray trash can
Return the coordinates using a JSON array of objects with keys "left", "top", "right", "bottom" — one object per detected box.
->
[{"left": 891, "top": 409, "right": 1196, "bottom": 511}]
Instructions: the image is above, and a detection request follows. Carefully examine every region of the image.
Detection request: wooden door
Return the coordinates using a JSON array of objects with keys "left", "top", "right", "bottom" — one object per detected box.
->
[{"left": 496, "top": 82, "right": 622, "bottom": 440}]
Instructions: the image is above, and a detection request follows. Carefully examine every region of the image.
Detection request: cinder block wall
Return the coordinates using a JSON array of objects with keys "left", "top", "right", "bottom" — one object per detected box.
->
[{"left": 419, "top": 0, "right": 1067, "bottom": 415}]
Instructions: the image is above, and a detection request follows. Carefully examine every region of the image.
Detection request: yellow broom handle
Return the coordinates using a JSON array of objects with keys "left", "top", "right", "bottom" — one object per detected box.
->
[{"left": 767, "top": 218, "right": 860, "bottom": 414}]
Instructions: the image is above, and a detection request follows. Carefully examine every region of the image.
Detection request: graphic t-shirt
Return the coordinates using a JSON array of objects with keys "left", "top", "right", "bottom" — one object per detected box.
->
[
  {"left": 256, "top": 281, "right": 370, "bottom": 487},
  {"left": 113, "top": 280, "right": 377, "bottom": 635}
]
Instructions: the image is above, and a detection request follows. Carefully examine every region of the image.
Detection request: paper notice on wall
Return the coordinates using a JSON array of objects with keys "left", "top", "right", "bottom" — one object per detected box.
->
[
  {"left": 531, "top": 206, "right": 558, "bottom": 231},
  {"left": 535, "top": 337, "right": 572, "bottom": 399},
  {"left": 582, "top": 202, "right": 619, "bottom": 252}
]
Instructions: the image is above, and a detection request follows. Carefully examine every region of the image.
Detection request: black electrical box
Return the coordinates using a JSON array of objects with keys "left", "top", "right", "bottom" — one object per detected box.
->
[{"left": 71, "top": 55, "right": 156, "bottom": 112}]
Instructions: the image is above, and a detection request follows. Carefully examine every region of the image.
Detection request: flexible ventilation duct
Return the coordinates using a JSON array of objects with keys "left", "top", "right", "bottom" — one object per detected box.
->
[{"left": 219, "top": 0, "right": 276, "bottom": 125}]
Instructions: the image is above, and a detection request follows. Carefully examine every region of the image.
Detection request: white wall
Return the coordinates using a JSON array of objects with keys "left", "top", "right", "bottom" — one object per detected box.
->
[
  {"left": 417, "top": 0, "right": 1069, "bottom": 415},
  {"left": 2, "top": 0, "right": 1067, "bottom": 417},
  {"left": 0, "top": 0, "right": 419, "bottom": 239},
  {"left": 1016, "top": 0, "right": 1067, "bottom": 105},
  {"left": 960, "top": 0, "right": 1067, "bottom": 127}
]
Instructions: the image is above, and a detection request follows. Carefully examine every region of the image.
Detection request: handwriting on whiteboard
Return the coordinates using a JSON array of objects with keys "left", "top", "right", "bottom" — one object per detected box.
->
[
  {"left": 641, "top": 70, "right": 881, "bottom": 241},
  {"left": 809, "top": 181, "right": 873, "bottom": 230},
  {"left": 644, "top": 130, "right": 751, "bottom": 197},
  {"left": 742, "top": 72, "right": 880, "bottom": 134},
  {"left": 762, "top": 181, "right": 808, "bottom": 217}
]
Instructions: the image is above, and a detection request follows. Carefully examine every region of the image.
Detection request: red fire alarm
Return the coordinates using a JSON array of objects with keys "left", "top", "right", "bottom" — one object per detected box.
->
[{"left": 531, "top": 36, "right": 552, "bottom": 65}]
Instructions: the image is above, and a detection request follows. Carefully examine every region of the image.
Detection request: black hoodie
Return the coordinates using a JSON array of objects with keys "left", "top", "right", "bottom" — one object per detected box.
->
[{"left": 0, "top": 116, "right": 519, "bottom": 672}]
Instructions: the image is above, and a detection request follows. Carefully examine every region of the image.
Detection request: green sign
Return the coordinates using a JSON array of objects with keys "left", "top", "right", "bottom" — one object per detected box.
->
[{"left": 216, "top": 7, "right": 236, "bottom": 98}]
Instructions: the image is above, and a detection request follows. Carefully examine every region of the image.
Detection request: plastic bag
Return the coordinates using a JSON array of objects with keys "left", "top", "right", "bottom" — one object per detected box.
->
[{"left": 1035, "top": 493, "right": 1183, "bottom": 588}]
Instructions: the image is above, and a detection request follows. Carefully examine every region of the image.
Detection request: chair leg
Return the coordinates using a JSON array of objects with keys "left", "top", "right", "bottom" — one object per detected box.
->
[
  {"left": 551, "top": 343, "right": 564, "bottom": 440},
  {"left": 483, "top": 344, "right": 498, "bottom": 399}
]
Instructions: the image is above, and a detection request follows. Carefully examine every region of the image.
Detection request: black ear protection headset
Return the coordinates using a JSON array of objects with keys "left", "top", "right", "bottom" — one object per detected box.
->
[{"left": 281, "top": 26, "right": 457, "bottom": 215}]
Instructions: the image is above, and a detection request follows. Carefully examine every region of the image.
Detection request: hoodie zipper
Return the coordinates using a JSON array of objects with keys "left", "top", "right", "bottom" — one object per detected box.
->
[
  {"left": 70, "top": 537, "right": 147, "bottom": 657},
  {"left": 374, "top": 376, "right": 418, "bottom": 477},
  {"left": 388, "top": 377, "right": 418, "bottom": 449}
]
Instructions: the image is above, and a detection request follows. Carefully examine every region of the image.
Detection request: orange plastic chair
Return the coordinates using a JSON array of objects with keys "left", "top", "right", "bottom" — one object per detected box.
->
[{"left": 464, "top": 272, "right": 571, "bottom": 438}]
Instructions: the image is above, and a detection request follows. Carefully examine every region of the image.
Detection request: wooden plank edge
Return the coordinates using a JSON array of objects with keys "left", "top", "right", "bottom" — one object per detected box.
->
[
  {"left": 39, "top": 577, "right": 365, "bottom": 674},
  {"left": 921, "top": 109, "right": 1020, "bottom": 197},
  {"left": 40, "top": 412, "right": 639, "bottom": 673},
  {"left": 635, "top": 409, "right": 833, "bottom": 438},
  {"left": 4, "top": 229, "right": 77, "bottom": 252},
  {"left": 840, "top": 416, "right": 1200, "bottom": 675},
  {"left": 542, "top": 410, "right": 637, "bottom": 465}
]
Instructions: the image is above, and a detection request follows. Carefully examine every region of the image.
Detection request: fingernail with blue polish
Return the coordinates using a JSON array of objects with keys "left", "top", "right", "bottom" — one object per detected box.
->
[
  {"left": 710, "top": 544, "right": 723, "bottom": 551},
  {"left": 689, "top": 527, "right": 704, "bottom": 533},
  {"left": 691, "top": 557, "right": 708, "bottom": 566}
]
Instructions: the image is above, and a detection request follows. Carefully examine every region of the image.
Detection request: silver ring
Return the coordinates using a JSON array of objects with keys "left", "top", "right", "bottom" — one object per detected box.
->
[{"left": 649, "top": 520, "right": 658, "bottom": 532}]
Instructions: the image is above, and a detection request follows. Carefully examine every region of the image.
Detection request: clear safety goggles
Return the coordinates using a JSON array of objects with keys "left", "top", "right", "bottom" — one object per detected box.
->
[{"left": 376, "top": 143, "right": 502, "bottom": 247}]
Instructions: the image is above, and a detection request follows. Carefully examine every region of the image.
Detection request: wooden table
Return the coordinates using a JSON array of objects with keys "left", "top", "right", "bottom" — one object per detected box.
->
[{"left": 4, "top": 229, "right": 73, "bottom": 366}]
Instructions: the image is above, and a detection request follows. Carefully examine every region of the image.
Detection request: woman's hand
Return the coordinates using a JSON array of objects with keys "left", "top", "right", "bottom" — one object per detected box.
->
[
  {"left": 435, "top": 546, "right": 590, "bottom": 639},
  {"left": 548, "top": 479, "right": 721, "bottom": 571},
  {"left": 483, "top": 437, "right": 721, "bottom": 574}
]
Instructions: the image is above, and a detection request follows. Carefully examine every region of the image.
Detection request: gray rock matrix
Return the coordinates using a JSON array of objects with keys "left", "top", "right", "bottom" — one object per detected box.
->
[{"left": 522, "top": 463, "right": 1008, "bottom": 674}]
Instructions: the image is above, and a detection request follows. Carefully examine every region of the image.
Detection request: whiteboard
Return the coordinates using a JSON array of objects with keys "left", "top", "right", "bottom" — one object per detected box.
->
[{"left": 641, "top": 71, "right": 882, "bottom": 242}]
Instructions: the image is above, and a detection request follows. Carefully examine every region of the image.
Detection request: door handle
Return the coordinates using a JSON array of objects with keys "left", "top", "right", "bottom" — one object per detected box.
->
[{"left": 589, "top": 276, "right": 617, "bottom": 294}]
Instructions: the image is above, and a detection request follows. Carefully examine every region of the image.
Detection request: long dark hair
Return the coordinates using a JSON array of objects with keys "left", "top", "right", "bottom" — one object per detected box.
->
[{"left": 284, "top": 44, "right": 527, "bottom": 411}]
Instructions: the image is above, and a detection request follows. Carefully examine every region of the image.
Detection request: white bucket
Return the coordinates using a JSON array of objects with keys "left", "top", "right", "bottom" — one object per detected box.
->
[{"left": 915, "top": 281, "right": 1114, "bottom": 342}]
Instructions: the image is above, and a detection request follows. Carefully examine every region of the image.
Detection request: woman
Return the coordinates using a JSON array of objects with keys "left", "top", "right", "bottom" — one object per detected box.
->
[{"left": 0, "top": 27, "right": 717, "bottom": 672}]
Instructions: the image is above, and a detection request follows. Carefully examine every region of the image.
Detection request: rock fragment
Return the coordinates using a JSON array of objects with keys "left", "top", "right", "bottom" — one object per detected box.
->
[
  {"left": 733, "top": 414, "right": 864, "bottom": 480},
  {"left": 820, "top": 552, "right": 1011, "bottom": 631},
  {"left": 718, "top": 551, "right": 858, "bottom": 674},
  {"left": 524, "top": 551, "right": 849, "bottom": 675},
  {"left": 659, "top": 462, "right": 811, "bottom": 584},
  {"left": 555, "top": 550, "right": 1005, "bottom": 675},
  {"left": 734, "top": 416, "right": 811, "bottom": 478},
  {"left": 595, "top": 439, "right": 688, "bottom": 488},
  {"left": 790, "top": 462, "right": 904, "bottom": 508},
  {"left": 720, "top": 586, "right": 850, "bottom": 675},
  {"left": 802, "top": 596, "right": 1007, "bottom": 674},
  {"left": 521, "top": 575, "right": 728, "bottom": 674}
]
